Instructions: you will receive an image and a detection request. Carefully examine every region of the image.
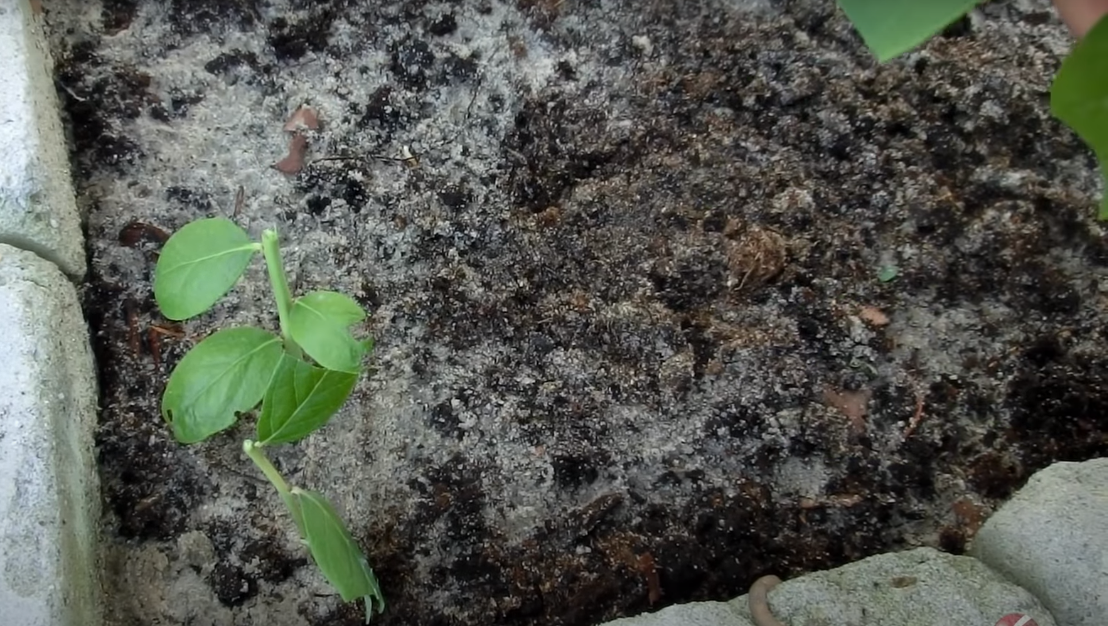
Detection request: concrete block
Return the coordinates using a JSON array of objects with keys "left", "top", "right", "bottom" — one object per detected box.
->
[
  {"left": 0, "top": 0, "right": 86, "bottom": 279},
  {"left": 601, "top": 601, "right": 753, "bottom": 626},
  {"left": 0, "top": 244, "right": 101, "bottom": 626},
  {"left": 599, "top": 547, "right": 1053, "bottom": 626},
  {"left": 729, "top": 548, "right": 1053, "bottom": 626},
  {"left": 970, "top": 459, "right": 1108, "bottom": 626}
]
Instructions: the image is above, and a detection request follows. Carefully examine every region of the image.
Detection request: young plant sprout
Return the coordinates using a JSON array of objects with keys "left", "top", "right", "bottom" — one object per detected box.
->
[{"left": 153, "top": 217, "right": 383, "bottom": 623}]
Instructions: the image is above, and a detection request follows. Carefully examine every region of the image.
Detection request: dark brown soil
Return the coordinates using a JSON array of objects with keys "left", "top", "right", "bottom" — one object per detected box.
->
[{"left": 47, "top": 0, "right": 1108, "bottom": 625}]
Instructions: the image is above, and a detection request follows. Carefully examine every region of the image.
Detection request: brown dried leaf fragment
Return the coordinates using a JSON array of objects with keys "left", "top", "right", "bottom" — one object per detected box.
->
[
  {"left": 822, "top": 386, "right": 872, "bottom": 434},
  {"left": 118, "top": 221, "right": 170, "bottom": 247},
  {"left": 951, "top": 496, "right": 988, "bottom": 537},
  {"left": 903, "top": 383, "right": 926, "bottom": 440},
  {"left": 283, "top": 105, "right": 320, "bottom": 132},
  {"left": 274, "top": 133, "right": 308, "bottom": 175},
  {"left": 637, "top": 553, "right": 662, "bottom": 606},
  {"left": 859, "top": 305, "right": 890, "bottom": 327}
]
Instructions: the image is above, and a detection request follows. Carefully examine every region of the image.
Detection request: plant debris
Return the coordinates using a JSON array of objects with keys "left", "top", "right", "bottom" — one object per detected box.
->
[
  {"left": 858, "top": 305, "right": 890, "bottom": 327},
  {"left": 283, "top": 105, "right": 320, "bottom": 132},
  {"left": 274, "top": 134, "right": 308, "bottom": 175},
  {"left": 822, "top": 387, "right": 872, "bottom": 435},
  {"left": 118, "top": 221, "right": 169, "bottom": 247}
]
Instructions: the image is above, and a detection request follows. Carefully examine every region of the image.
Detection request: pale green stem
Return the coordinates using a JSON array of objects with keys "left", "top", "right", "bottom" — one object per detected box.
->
[
  {"left": 261, "top": 228, "right": 302, "bottom": 359},
  {"left": 243, "top": 439, "right": 290, "bottom": 498}
]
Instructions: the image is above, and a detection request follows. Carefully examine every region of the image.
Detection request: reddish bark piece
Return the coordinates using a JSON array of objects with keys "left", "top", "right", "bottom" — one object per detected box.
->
[
  {"left": 994, "top": 614, "right": 1039, "bottom": 626},
  {"left": 283, "top": 105, "right": 320, "bottom": 132},
  {"left": 274, "top": 134, "right": 308, "bottom": 175}
]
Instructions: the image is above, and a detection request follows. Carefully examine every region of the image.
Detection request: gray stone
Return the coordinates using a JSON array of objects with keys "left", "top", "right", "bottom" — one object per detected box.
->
[
  {"left": 970, "top": 459, "right": 1108, "bottom": 626},
  {"left": 599, "top": 548, "right": 1054, "bottom": 626},
  {"left": 0, "top": 0, "right": 86, "bottom": 278},
  {"left": 602, "top": 601, "right": 754, "bottom": 626},
  {"left": 727, "top": 548, "right": 1054, "bottom": 626},
  {"left": 0, "top": 244, "right": 101, "bottom": 626}
]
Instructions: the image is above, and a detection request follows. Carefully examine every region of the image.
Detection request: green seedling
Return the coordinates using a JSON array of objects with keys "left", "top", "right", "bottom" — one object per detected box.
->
[
  {"left": 837, "top": 2, "right": 1108, "bottom": 217},
  {"left": 153, "top": 217, "right": 384, "bottom": 622}
]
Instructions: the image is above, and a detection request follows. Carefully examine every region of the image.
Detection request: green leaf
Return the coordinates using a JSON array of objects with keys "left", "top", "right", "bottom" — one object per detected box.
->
[
  {"left": 291, "top": 488, "right": 385, "bottom": 623},
  {"left": 1051, "top": 14, "right": 1108, "bottom": 219},
  {"left": 288, "top": 291, "right": 368, "bottom": 373},
  {"left": 154, "top": 218, "right": 259, "bottom": 320},
  {"left": 162, "top": 327, "right": 283, "bottom": 443},
  {"left": 280, "top": 490, "right": 307, "bottom": 538},
  {"left": 257, "top": 353, "right": 359, "bottom": 445},
  {"left": 836, "top": 0, "right": 985, "bottom": 61}
]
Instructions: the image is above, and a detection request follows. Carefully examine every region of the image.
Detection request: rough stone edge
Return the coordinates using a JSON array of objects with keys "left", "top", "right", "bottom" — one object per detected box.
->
[
  {"left": 727, "top": 548, "right": 1054, "bottom": 626},
  {"left": 0, "top": 0, "right": 87, "bottom": 279},
  {"left": 602, "top": 601, "right": 753, "bottom": 626},
  {"left": 0, "top": 0, "right": 101, "bottom": 623},
  {"left": 0, "top": 244, "right": 102, "bottom": 626},
  {"left": 969, "top": 458, "right": 1108, "bottom": 626},
  {"left": 597, "top": 547, "right": 1058, "bottom": 626}
]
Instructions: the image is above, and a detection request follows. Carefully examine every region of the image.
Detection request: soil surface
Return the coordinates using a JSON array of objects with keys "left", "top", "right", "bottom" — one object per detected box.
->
[{"left": 46, "top": 0, "right": 1108, "bottom": 625}]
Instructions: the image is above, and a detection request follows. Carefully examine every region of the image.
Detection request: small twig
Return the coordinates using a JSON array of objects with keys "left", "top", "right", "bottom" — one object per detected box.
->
[
  {"left": 148, "top": 328, "right": 162, "bottom": 368},
  {"left": 150, "top": 324, "right": 185, "bottom": 338},
  {"left": 233, "top": 186, "right": 245, "bottom": 216},
  {"left": 55, "top": 79, "right": 87, "bottom": 102},
  {"left": 218, "top": 465, "right": 269, "bottom": 487},
  {"left": 126, "top": 305, "right": 141, "bottom": 357},
  {"left": 903, "top": 383, "right": 925, "bottom": 440}
]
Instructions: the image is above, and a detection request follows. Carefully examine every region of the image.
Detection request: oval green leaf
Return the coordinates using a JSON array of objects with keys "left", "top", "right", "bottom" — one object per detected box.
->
[
  {"left": 1050, "top": 14, "right": 1108, "bottom": 219},
  {"left": 837, "top": 0, "right": 984, "bottom": 61},
  {"left": 288, "top": 291, "right": 368, "bottom": 373},
  {"left": 291, "top": 488, "right": 385, "bottom": 623},
  {"left": 162, "top": 327, "right": 283, "bottom": 443},
  {"left": 155, "top": 217, "right": 259, "bottom": 320},
  {"left": 257, "top": 353, "right": 359, "bottom": 445}
]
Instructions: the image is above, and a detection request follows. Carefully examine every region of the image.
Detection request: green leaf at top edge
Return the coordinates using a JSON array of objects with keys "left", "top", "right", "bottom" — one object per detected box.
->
[
  {"left": 1051, "top": 15, "right": 1108, "bottom": 219},
  {"left": 291, "top": 488, "right": 385, "bottom": 624},
  {"left": 162, "top": 327, "right": 283, "bottom": 443},
  {"left": 836, "top": 0, "right": 986, "bottom": 62},
  {"left": 257, "top": 353, "right": 359, "bottom": 445},
  {"left": 154, "top": 217, "right": 259, "bottom": 320},
  {"left": 288, "top": 291, "right": 368, "bottom": 373}
]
